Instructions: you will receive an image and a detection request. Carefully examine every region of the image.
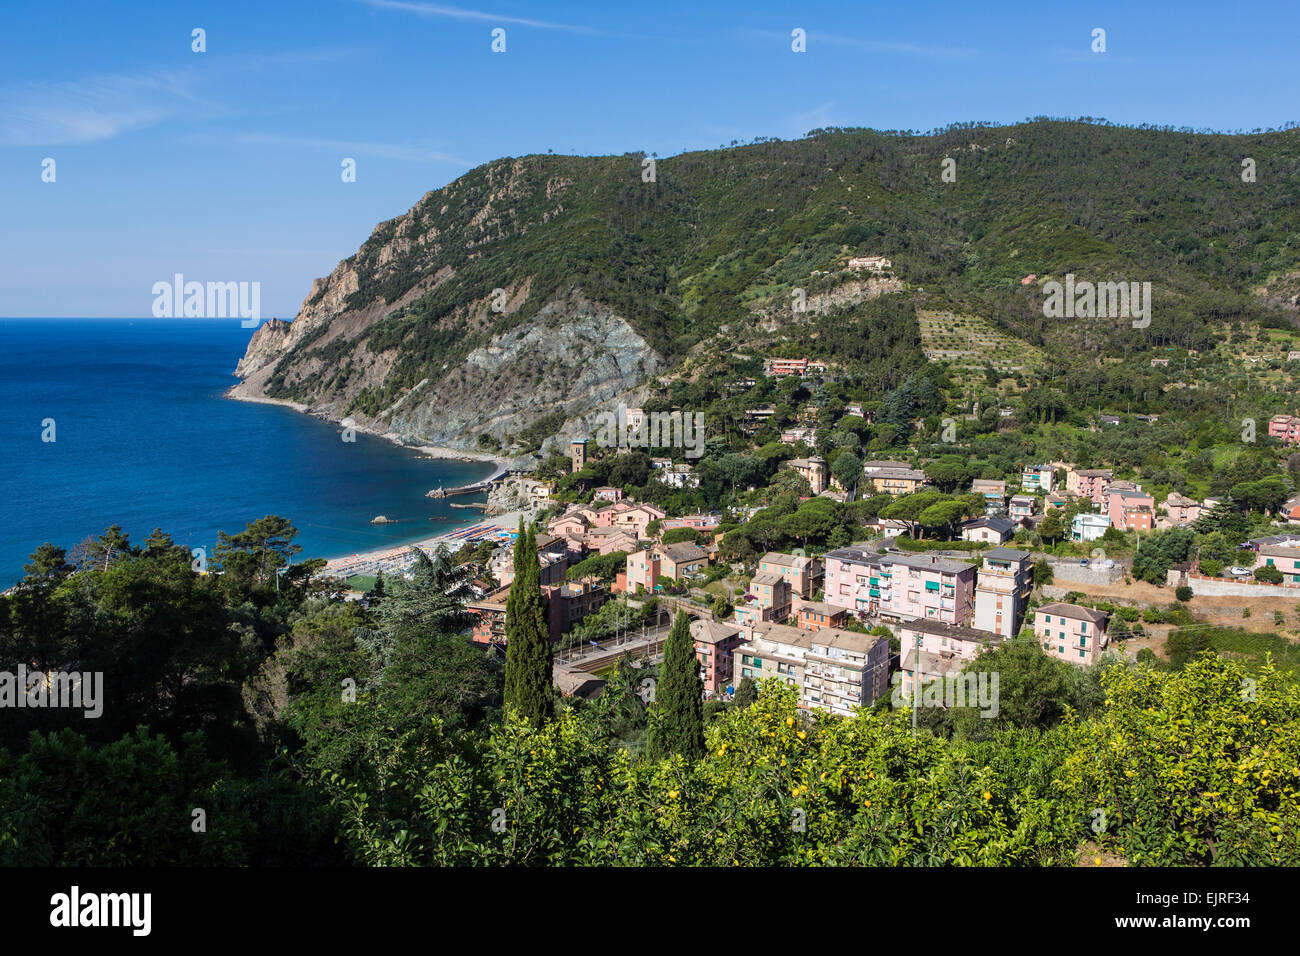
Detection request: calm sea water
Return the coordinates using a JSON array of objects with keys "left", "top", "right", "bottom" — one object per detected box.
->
[{"left": 0, "top": 318, "right": 496, "bottom": 586}]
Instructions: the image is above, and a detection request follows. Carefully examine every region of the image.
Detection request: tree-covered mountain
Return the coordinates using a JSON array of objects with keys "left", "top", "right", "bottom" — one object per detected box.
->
[{"left": 231, "top": 118, "right": 1300, "bottom": 454}]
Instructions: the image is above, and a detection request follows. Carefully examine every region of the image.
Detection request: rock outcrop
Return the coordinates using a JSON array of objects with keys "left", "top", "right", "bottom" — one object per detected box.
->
[{"left": 229, "top": 157, "right": 665, "bottom": 453}]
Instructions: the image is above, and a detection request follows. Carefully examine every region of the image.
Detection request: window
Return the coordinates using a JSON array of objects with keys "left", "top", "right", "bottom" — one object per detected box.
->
[{"left": 1079, "top": 648, "right": 1086, "bottom": 658}]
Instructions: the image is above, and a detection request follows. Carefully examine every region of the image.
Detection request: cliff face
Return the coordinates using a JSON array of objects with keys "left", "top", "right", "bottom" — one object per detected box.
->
[{"left": 229, "top": 156, "right": 666, "bottom": 453}]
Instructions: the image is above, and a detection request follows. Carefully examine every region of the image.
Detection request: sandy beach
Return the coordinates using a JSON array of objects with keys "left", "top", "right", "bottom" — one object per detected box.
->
[{"left": 320, "top": 507, "right": 535, "bottom": 581}]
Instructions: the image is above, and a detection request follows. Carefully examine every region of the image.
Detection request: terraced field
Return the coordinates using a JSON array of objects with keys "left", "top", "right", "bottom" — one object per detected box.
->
[{"left": 918, "top": 309, "right": 1048, "bottom": 386}]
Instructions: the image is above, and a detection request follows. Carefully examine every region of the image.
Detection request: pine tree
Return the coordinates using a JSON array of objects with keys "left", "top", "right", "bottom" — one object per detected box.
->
[
  {"left": 649, "top": 611, "right": 705, "bottom": 760},
  {"left": 503, "top": 522, "right": 552, "bottom": 723}
]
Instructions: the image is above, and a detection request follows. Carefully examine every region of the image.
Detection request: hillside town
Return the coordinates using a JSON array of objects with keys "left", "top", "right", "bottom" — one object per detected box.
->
[{"left": 413, "top": 374, "right": 1300, "bottom": 716}]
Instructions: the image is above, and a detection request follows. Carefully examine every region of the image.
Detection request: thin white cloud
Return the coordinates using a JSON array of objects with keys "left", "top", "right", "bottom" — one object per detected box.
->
[
  {"left": 235, "top": 131, "right": 472, "bottom": 165},
  {"left": 740, "top": 27, "right": 977, "bottom": 59},
  {"left": 0, "top": 45, "right": 361, "bottom": 148},
  {"left": 813, "top": 33, "right": 978, "bottom": 58},
  {"left": 794, "top": 101, "right": 837, "bottom": 134},
  {"left": 0, "top": 71, "right": 202, "bottom": 147},
  {"left": 361, "top": 0, "right": 600, "bottom": 34}
]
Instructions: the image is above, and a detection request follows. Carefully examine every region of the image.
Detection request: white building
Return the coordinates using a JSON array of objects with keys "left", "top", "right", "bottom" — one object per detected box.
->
[
  {"left": 1072, "top": 513, "right": 1112, "bottom": 541},
  {"left": 973, "top": 547, "right": 1032, "bottom": 639}
]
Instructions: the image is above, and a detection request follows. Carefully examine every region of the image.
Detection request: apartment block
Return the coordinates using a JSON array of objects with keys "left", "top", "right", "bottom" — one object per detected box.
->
[
  {"left": 786, "top": 457, "right": 828, "bottom": 494},
  {"left": 1268, "top": 414, "right": 1300, "bottom": 445},
  {"left": 690, "top": 619, "right": 746, "bottom": 695},
  {"left": 1162, "top": 493, "right": 1203, "bottom": 527},
  {"left": 896, "top": 619, "right": 1004, "bottom": 698},
  {"left": 970, "top": 478, "right": 1007, "bottom": 504},
  {"left": 1107, "top": 487, "right": 1155, "bottom": 532},
  {"left": 1069, "top": 468, "right": 1113, "bottom": 504},
  {"left": 736, "top": 571, "right": 792, "bottom": 627},
  {"left": 972, "top": 547, "right": 1032, "bottom": 639},
  {"left": 795, "top": 601, "right": 849, "bottom": 631},
  {"left": 861, "top": 460, "right": 929, "bottom": 497},
  {"left": 1034, "top": 603, "right": 1109, "bottom": 666},
  {"left": 822, "top": 547, "right": 976, "bottom": 625},
  {"left": 1021, "top": 464, "right": 1055, "bottom": 493},
  {"left": 658, "top": 541, "right": 709, "bottom": 579},
  {"left": 765, "top": 357, "right": 809, "bottom": 377},
  {"left": 758, "top": 551, "right": 823, "bottom": 598},
  {"left": 468, "top": 579, "right": 607, "bottom": 646},
  {"left": 734, "top": 622, "right": 891, "bottom": 717},
  {"left": 625, "top": 548, "right": 660, "bottom": 592},
  {"left": 1072, "top": 512, "right": 1111, "bottom": 541}
]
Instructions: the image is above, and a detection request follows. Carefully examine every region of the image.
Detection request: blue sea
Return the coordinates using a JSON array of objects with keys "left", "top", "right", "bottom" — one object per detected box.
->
[{"left": 0, "top": 318, "right": 497, "bottom": 586}]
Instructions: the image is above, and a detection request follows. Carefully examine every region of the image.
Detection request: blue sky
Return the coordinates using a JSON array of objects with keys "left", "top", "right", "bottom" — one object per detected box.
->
[{"left": 2, "top": 0, "right": 1297, "bottom": 318}]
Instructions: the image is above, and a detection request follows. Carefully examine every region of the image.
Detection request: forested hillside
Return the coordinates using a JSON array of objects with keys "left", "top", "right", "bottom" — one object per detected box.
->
[{"left": 233, "top": 119, "right": 1300, "bottom": 454}]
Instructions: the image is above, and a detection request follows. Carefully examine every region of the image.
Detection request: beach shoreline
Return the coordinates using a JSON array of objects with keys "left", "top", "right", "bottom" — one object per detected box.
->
[
  {"left": 319, "top": 507, "right": 535, "bottom": 582},
  {"left": 223, "top": 384, "right": 517, "bottom": 487},
  {"left": 224, "top": 383, "right": 529, "bottom": 576}
]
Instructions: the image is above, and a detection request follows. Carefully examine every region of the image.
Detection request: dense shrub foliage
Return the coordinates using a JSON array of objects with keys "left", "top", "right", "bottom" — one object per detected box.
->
[{"left": 2, "top": 519, "right": 1297, "bottom": 866}]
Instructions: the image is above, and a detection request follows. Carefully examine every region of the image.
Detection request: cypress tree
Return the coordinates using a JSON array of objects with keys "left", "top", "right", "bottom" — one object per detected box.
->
[
  {"left": 733, "top": 676, "right": 758, "bottom": 709},
  {"left": 649, "top": 611, "right": 705, "bottom": 760},
  {"left": 503, "top": 522, "right": 552, "bottom": 724}
]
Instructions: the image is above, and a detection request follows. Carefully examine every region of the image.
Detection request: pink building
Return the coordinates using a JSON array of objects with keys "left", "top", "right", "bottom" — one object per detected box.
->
[
  {"left": 822, "top": 547, "right": 976, "bottom": 626},
  {"left": 582, "top": 527, "right": 639, "bottom": 555},
  {"left": 1107, "top": 488, "right": 1155, "bottom": 532},
  {"left": 625, "top": 549, "right": 660, "bottom": 592},
  {"left": 757, "top": 552, "right": 823, "bottom": 599},
  {"left": 593, "top": 487, "right": 624, "bottom": 502},
  {"left": 690, "top": 620, "right": 745, "bottom": 695},
  {"left": 896, "top": 619, "right": 1005, "bottom": 697},
  {"left": 1034, "top": 603, "right": 1109, "bottom": 666},
  {"left": 1255, "top": 542, "right": 1300, "bottom": 586},
  {"left": 612, "top": 503, "right": 666, "bottom": 540},
  {"left": 576, "top": 503, "right": 616, "bottom": 528},
  {"left": 1162, "top": 493, "right": 1203, "bottom": 527},
  {"left": 742, "top": 571, "right": 792, "bottom": 624},
  {"left": 1008, "top": 495, "right": 1037, "bottom": 520},
  {"left": 1268, "top": 415, "right": 1300, "bottom": 445},
  {"left": 1070, "top": 468, "right": 1114, "bottom": 504},
  {"left": 548, "top": 511, "right": 590, "bottom": 536}
]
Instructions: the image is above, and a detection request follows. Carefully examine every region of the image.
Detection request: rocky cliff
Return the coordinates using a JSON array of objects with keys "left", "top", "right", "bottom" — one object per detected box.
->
[{"left": 229, "top": 155, "right": 668, "bottom": 455}]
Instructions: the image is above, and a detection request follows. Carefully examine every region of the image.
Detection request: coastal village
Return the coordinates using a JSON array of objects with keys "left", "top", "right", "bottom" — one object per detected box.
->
[{"left": 324, "top": 358, "right": 1300, "bottom": 717}]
